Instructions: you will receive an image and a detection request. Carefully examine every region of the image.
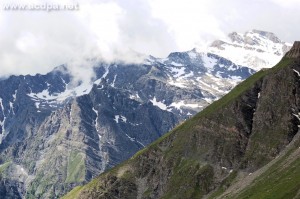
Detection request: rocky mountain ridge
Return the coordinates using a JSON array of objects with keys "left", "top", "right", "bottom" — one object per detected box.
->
[
  {"left": 0, "top": 49, "right": 254, "bottom": 198},
  {"left": 63, "top": 41, "right": 300, "bottom": 199}
]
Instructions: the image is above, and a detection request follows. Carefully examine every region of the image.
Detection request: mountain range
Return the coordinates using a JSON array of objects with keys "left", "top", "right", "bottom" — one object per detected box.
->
[
  {"left": 0, "top": 30, "right": 292, "bottom": 198},
  {"left": 63, "top": 41, "right": 300, "bottom": 199}
]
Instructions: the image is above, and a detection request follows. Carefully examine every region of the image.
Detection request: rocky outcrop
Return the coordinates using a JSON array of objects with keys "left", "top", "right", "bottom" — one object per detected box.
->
[
  {"left": 285, "top": 41, "right": 300, "bottom": 58},
  {"left": 63, "top": 43, "right": 300, "bottom": 199}
]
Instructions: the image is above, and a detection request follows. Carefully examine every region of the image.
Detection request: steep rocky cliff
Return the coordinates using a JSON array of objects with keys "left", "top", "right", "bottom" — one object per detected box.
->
[{"left": 63, "top": 41, "right": 300, "bottom": 199}]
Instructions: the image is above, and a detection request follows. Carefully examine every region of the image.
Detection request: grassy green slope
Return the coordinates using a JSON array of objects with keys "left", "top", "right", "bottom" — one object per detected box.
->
[{"left": 229, "top": 138, "right": 300, "bottom": 199}]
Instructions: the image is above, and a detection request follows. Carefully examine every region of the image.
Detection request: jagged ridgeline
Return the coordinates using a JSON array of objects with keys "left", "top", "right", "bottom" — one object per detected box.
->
[{"left": 63, "top": 41, "right": 300, "bottom": 199}]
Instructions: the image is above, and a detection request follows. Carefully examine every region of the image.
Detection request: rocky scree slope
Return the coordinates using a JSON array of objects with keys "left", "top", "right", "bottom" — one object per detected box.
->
[
  {"left": 63, "top": 42, "right": 300, "bottom": 199},
  {"left": 0, "top": 50, "right": 254, "bottom": 198}
]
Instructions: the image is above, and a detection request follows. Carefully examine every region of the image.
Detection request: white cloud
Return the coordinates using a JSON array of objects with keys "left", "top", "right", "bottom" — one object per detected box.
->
[
  {"left": 149, "top": 0, "right": 226, "bottom": 50},
  {"left": 0, "top": 0, "right": 299, "bottom": 80},
  {"left": 270, "top": 0, "right": 300, "bottom": 7}
]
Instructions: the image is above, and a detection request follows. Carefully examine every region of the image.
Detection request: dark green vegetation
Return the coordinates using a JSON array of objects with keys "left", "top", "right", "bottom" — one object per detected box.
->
[{"left": 63, "top": 42, "right": 300, "bottom": 199}]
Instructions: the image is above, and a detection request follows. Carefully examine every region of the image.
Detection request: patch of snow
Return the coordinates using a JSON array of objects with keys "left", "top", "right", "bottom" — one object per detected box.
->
[
  {"left": 92, "top": 107, "right": 99, "bottom": 133},
  {"left": 111, "top": 75, "right": 117, "bottom": 87},
  {"left": 94, "top": 66, "right": 110, "bottom": 85},
  {"left": 170, "top": 67, "right": 186, "bottom": 78},
  {"left": 114, "top": 115, "right": 120, "bottom": 123},
  {"left": 61, "top": 77, "right": 67, "bottom": 86},
  {"left": 94, "top": 79, "right": 101, "bottom": 85},
  {"left": 170, "top": 61, "right": 184, "bottom": 66},
  {"left": 71, "top": 82, "right": 91, "bottom": 96},
  {"left": 150, "top": 97, "right": 171, "bottom": 111},
  {"left": 168, "top": 80, "right": 186, "bottom": 88},
  {"left": 204, "top": 97, "right": 213, "bottom": 104},
  {"left": 137, "top": 140, "right": 145, "bottom": 147},
  {"left": 69, "top": 106, "right": 72, "bottom": 121},
  {"left": 215, "top": 71, "right": 223, "bottom": 79},
  {"left": 12, "top": 90, "right": 17, "bottom": 101},
  {"left": 202, "top": 54, "right": 217, "bottom": 72},
  {"left": 129, "top": 122, "right": 142, "bottom": 126},
  {"left": 125, "top": 133, "right": 145, "bottom": 147},
  {"left": 198, "top": 79, "right": 213, "bottom": 88},
  {"left": 114, "top": 115, "right": 127, "bottom": 123},
  {"left": 228, "top": 64, "right": 236, "bottom": 71},
  {"left": 293, "top": 69, "right": 300, "bottom": 77},
  {"left": 27, "top": 81, "right": 93, "bottom": 103},
  {"left": 129, "top": 93, "right": 141, "bottom": 100},
  {"left": 125, "top": 133, "right": 135, "bottom": 142},
  {"left": 182, "top": 71, "right": 194, "bottom": 78},
  {"left": 102, "top": 66, "right": 110, "bottom": 78},
  {"left": 0, "top": 99, "right": 7, "bottom": 144},
  {"left": 169, "top": 100, "right": 202, "bottom": 110},
  {"left": 292, "top": 113, "right": 300, "bottom": 121},
  {"left": 229, "top": 76, "right": 242, "bottom": 81},
  {"left": 0, "top": 98, "right": 4, "bottom": 114},
  {"left": 9, "top": 102, "right": 14, "bottom": 114},
  {"left": 35, "top": 102, "right": 40, "bottom": 109}
]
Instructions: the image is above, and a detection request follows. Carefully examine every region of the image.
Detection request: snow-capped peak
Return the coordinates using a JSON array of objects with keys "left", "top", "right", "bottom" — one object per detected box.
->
[{"left": 208, "top": 29, "right": 292, "bottom": 71}]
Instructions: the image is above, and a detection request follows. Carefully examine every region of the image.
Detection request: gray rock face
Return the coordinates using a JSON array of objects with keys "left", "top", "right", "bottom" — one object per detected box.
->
[
  {"left": 0, "top": 49, "right": 255, "bottom": 198},
  {"left": 0, "top": 178, "right": 23, "bottom": 199},
  {"left": 285, "top": 41, "right": 300, "bottom": 58}
]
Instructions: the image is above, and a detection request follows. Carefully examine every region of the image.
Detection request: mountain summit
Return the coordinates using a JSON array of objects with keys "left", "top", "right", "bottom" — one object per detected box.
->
[
  {"left": 209, "top": 29, "right": 292, "bottom": 70},
  {"left": 63, "top": 42, "right": 300, "bottom": 199}
]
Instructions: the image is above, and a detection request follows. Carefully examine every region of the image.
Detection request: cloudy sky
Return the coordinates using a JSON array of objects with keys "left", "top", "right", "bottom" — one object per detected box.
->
[{"left": 0, "top": 0, "right": 299, "bottom": 77}]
